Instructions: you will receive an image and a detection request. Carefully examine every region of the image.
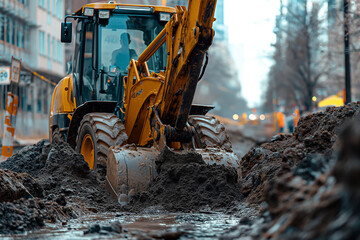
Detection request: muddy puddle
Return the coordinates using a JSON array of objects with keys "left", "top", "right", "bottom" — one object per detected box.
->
[{"left": 1, "top": 212, "right": 245, "bottom": 239}]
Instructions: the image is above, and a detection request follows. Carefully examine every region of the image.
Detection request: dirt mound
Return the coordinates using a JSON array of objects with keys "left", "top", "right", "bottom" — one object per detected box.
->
[
  {"left": 0, "top": 141, "right": 119, "bottom": 213},
  {"left": 0, "top": 197, "right": 76, "bottom": 234},
  {"left": 261, "top": 119, "right": 360, "bottom": 239},
  {"left": 240, "top": 103, "right": 360, "bottom": 204},
  {"left": 32, "top": 142, "right": 119, "bottom": 212},
  {"left": 0, "top": 170, "right": 43, "bottom": 202},
  {"left": 221, "top": 105, "right": 360, "bottom": 239},
  {"left": 0, "top": 161, "right": 76, "bottom": 234},
  {"left": 0, "top": 141, "right": 121, "bottom": 234},
  {"left": 128, "top": 147, "right": 242, "bottom": 212},
  {"left": 0, "top": 140, "right": 51, "bottom": 176}
]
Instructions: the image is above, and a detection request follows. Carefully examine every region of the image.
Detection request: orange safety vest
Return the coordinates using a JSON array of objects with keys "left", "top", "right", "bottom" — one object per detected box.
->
[
  {"left": 277, "top": 112, "right": 285, "bottom": 128},
  {"left": 294, "top": 109, "right": 300, "bottom": 127}
]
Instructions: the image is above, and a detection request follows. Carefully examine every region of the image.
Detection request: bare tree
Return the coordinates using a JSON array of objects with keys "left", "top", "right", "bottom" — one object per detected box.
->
[{"left": 264, "top": 0, "right": 336, "bottom": 112}]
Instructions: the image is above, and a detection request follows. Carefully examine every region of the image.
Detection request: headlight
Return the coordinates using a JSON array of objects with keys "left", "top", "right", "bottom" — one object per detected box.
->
[
  {"left": 159, "top": 12, "right": 171, "bottom": 22},
  {"left": 99, "top": 10, "right": 110, "bottom": 19},
  {"left": 83, "top": 7, "right": 94, "bottom": 17}
]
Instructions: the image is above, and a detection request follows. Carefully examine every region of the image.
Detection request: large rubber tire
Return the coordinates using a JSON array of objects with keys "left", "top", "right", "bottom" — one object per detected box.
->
[
  {"left": 75, "top": 113, "right": 127, "bottom": 179},
  {"left": 51, "top": 128, "right": 65, "bottom": 144},
  {"left": 188, "top": 115, "right": 232, "bottom": 149}
]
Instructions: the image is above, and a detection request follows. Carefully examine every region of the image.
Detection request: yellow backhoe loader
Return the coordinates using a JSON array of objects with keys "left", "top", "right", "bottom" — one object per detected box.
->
[{"left": 50, "top": 0, "right": 239, "bottom": 203}]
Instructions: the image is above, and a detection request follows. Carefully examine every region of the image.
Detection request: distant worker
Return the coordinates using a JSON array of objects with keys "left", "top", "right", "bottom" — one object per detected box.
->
[
  {"left": 277, "top": 111, "right": 285, "bottom": 133},
  {"left": 111, "top": 33, "right": 138, "bottom": 71},
  {"left": 287, "top": 114, "right": 294, "bottom": 133},
  {"left": 293, "top": 108, "right": 300, "bottom": 128}
]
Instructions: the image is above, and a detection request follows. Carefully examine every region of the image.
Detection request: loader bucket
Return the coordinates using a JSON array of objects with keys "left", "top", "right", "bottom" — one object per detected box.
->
[
  {"left": 105, "top": 145, "right": 159, "bottom": 205},
  {"left": 105, "top": 145, "right": 240, "bottom": 205}
]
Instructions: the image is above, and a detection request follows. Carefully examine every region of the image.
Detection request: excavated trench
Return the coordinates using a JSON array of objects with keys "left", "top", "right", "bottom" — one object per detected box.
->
[{"left": 1, "top": 103, "right": 360, "bottom": 238}]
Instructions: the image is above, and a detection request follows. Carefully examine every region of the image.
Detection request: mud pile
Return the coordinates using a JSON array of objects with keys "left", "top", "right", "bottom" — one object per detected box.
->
[
  {"left": 240, "top": 103, "right": 360, "bottom": 204},
  {"left": 0, "top": 169, "right": 76, "bottom": 234},
  {"left": 0, "top": 197, "right": 76, "bottom": 234},
  {"left": 34, "top": 142, "right": 118, "bottom": 212},
  {"left": 128, "top": 147, "right": 242, "bottom": 212},
  {"left": 261, "top": 119, "right": 360, "bottom": 239},
  {"left": 0, "top": 142, "right": 118, "bottom": 213},
  {"left": 221, "top": 103, "right": 360, "bottom": 239},
  {"left": 0, "top": 169, "right": 43, "bottom": 201},
  {"left": 0, "top": 140, "right": 51, "bottom": 176}
]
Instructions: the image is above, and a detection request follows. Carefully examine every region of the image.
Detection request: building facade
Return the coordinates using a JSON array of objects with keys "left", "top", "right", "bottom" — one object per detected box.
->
[
  {"left": 0, "top": 0, "right": 65, "bottom": 77},
  {"left": 0, "top": 0, "right": 65, "bottom": 141}
]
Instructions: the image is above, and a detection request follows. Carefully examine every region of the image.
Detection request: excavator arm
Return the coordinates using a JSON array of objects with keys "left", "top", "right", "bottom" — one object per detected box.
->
[
  {"left": 123, "top": 0, "right": 217, "bottom": 146},
  {"left": 160, "top": 1, "right": 216, "bottom": 130}
]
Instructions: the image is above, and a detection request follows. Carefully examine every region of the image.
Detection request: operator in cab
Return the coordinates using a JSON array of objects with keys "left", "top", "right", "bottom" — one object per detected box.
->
[{"left": 111, "top": 33, "right": 138, "bottom": 72}]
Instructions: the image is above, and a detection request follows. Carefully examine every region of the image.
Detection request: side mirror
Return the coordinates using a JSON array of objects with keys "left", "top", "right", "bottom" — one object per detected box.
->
[{"left": 61, "top": 22, "right": 72, "bottom": 43}]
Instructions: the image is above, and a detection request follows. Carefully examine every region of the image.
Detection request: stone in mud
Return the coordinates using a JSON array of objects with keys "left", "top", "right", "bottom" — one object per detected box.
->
[{"left": 84, "top": 221, "right": 122, "bottom": 235}]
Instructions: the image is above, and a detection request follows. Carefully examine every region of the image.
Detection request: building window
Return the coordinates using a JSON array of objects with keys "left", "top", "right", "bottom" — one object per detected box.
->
[
  {"left": 11, "top": 20, "right": 15, "bottom": 45},
  {"left": 60, "top": 43, "right": 63, "bottom": 62},
  {"left": 47, "top": 0, "right": 50, "bottom": 11},
  {"left": 52, "top": 37, "right": 55, "bottom": 60},
  {"left": 39, "top": 30, "right": 45, "bottom": 55},
  {"left": 17, "top": 23, "right": 23, "bottom": 48},
  {"left": 6, "top": 17, "right": 10, "bottom": 44},
  {"left": 56, "top": 40, "right": 63, "bottom": 63},
  {"left": 37, "top": 79, "right": 42, "bottom": 113},
  {"left": 25, "top": 26, "right": 29, "bottom": 50},
  {"left": 38, "top": 0, "right": 45, "bottom": 8},
  {"left": 47, "top": 34, "right": 51, "bottom": 57},
  {"left": 20, "top": 25, "right": 25, "bottom": 49},
  {"left": 57, "top": 40, "right": 63, "bottom": 62},
  {"left": 56, "top": 0, "right": 63, "bottom": 19},
  {"left": 0, "top": 14, "right": 4, "bottom": 42}
]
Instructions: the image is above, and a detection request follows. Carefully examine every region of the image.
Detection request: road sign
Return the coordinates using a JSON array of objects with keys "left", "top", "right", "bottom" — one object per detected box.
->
[
  {"left": 0, "top": 67, "right": 10, "bottom": 85},
  {"left": 1, "top": 93, "right": 19, "bottom": 161},
  {"left": 10, "top": 57, "right": 21, "bottom": 84}
]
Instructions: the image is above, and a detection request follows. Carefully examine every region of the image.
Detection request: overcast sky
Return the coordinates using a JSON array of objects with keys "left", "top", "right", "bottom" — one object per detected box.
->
[{"left": 224, "top": 0, "right": 280, "bottom": 108}]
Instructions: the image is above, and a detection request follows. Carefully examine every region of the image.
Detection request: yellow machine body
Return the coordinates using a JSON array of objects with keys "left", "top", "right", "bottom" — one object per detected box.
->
[{"left": 49, "top": 74, "right": 76, "bottom": 141}]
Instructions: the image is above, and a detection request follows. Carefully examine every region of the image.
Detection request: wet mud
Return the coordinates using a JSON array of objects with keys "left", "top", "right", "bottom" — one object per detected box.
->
[
  {"left": 1, "top": 103, "right": 360, "bottom": 238},
  {"left": 0, "top": 197, "right": 76, "bottom": 234},
  {"left": 0, "top": 140, "right": 51, "bottom": 176},
  {"left": 0, "top": 141, "right": 119, "bottom": 234},
  {"left": 128, "top": 147, "right": 242, "bottom": 212},
  {"left": 0, "top": 168, "right": 75, "bottom": 234},
  {"left": 240, "top": 103, "right": 360, "bottom": 204},
  {"left": 222, "top": 103, "right": 360, "bottom": 239}
]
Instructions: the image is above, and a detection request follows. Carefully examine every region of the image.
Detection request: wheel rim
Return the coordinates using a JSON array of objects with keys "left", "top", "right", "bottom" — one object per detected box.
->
[{"left": 81, "top": 134, "right": 95, "bottom": 170}]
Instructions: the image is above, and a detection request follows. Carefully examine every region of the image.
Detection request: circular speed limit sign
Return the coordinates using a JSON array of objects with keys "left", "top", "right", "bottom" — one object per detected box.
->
[{"left": 0, "top": 67, "right": 10, "bottom": 85}]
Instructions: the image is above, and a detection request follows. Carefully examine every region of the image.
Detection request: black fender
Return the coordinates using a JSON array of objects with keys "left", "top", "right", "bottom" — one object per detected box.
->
[
  {"left": 67, "top": 101, "right": 117, "bottom": 149},
  {"left": 189, "top": 104, "right": 214, "bottom": 116}
]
